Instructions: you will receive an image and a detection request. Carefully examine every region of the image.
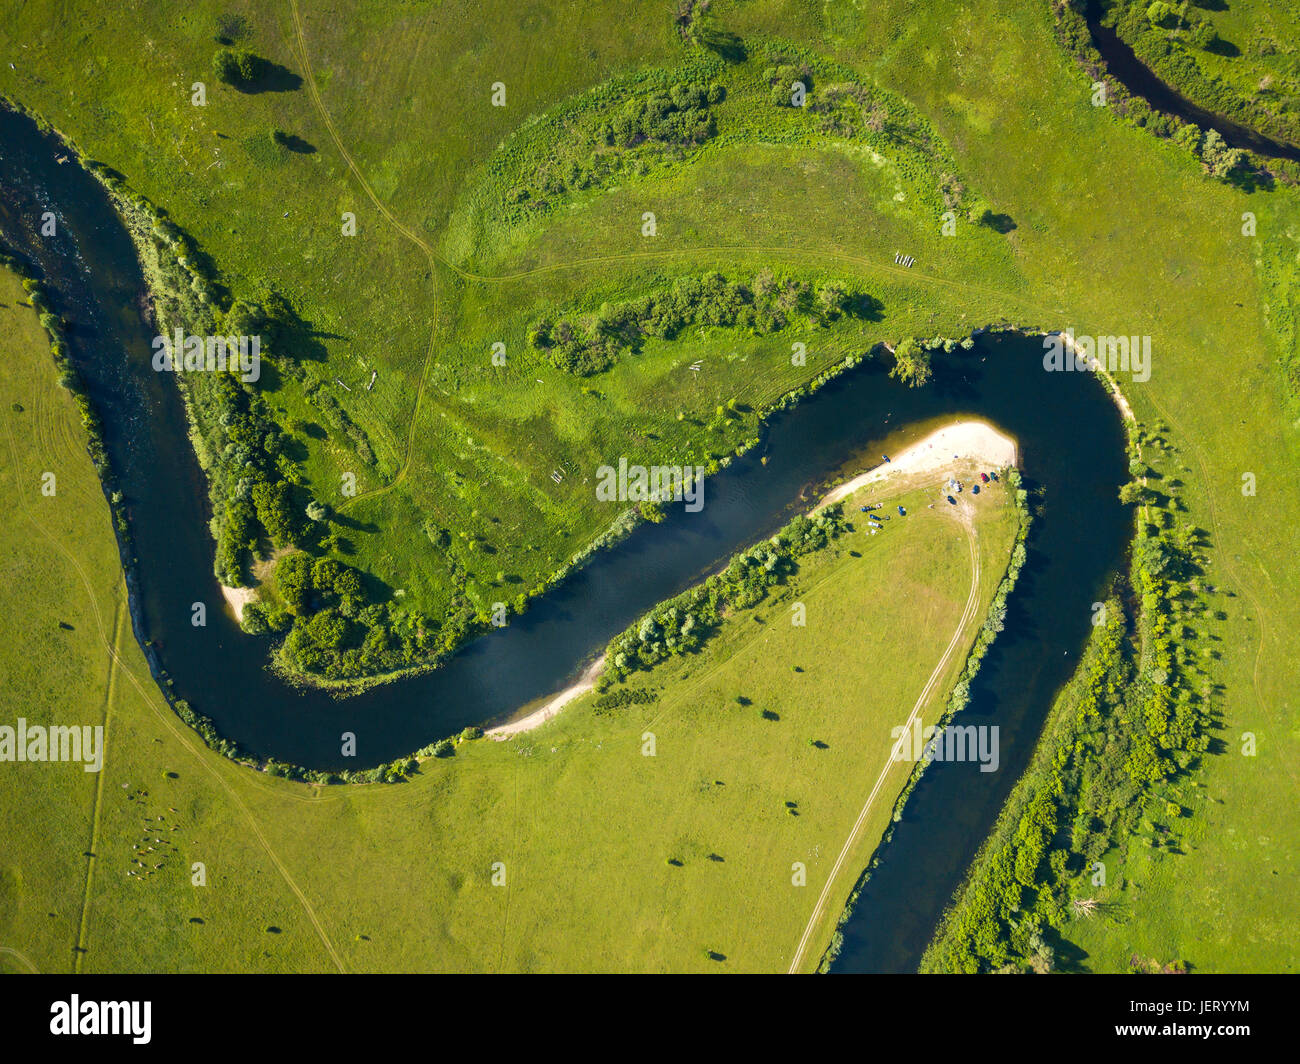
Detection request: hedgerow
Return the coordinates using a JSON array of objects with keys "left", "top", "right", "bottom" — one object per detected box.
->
[{"left": 921, "top": 430, "right": 1213, "bottom": 974}]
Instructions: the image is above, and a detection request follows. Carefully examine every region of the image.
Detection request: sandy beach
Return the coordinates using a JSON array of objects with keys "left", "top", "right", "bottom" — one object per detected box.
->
[
  {"left": 486, "top": 655, "right": 607, "bottom": 740},
  {"left": 817, "top": 419, "right": 1018, "bottom": 510},
  {"left": 220, "top": 584, "right": 258, "bottom": 623},
  {"left": 488, "top": 419, "right": 1018, "bottom": 740}
]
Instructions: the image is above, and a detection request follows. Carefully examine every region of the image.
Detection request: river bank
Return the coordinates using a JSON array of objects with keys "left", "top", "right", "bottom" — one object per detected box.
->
[
  {"left": 818, "top": 421, "right": 1018, "bottom": 510},
  {"left": 489, "top": 419, "right": 1020, "bottom": 740}
]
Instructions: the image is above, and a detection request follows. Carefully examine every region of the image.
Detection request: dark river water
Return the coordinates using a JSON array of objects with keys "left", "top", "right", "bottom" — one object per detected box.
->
[{"left": 1, "top": 103, "right": 1130, "bottom": 971}]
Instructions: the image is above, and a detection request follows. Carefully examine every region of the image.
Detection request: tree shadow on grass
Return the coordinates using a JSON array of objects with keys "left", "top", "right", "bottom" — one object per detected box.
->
[
  {"left": 274, "top": 132, "right": 316, "bottom": 154},
  {"left": 232, "top": 61, "right": 303, "bottom": 94},
  {"left": 978, "top": 210, "right": 1018, "bottom": 234}
]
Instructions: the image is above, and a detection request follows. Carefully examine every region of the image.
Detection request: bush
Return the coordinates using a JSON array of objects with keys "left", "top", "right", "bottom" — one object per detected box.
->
[
  {"left": 213, "top": 47, "right": 265, "bottom": 86},
  {"left": 239, "top": 601, "right": 270, "bottom": 634}
]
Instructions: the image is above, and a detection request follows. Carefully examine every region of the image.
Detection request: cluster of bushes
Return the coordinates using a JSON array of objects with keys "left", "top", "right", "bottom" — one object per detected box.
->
[
  {"left": 922, "top": 441, "right": 1214, "bottom": 973},
  {"left": 1144, "top": 1, "right": 1217, "bottom": 49},
  {"left": 203, "top": 374, "right": 307, "bottom": 586},
  {"left": 212, "top": 48, "right": 266, "bottom": 87},
  {"left": 529, "top": 269, "right": 862, "bottom": 376},
  {"left": 764, "top": 61, "right": 813, "bottom": 106},
  {"left": 596, "top": 81, "right": 722, "bottom": 148},
  {"left": 600, "top": 506, "right": 847, "bottom": 685},
  {"left": 303, "top": 380, "right": 379, "bottom": 468},
  {"left": 272, "top": 580, "right": 494, "bottom": 684},
  {"left": 483, "top": 66, "right": 725, "bottom": 234},
  {"left": 888, "top": 335, "right": 976, "bottom": 388},
  {"left": 593, "top": 686, "right": 657, "bottom": 714}
]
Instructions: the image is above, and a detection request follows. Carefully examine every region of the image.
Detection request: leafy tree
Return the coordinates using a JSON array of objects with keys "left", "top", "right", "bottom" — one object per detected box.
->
[
  {"left": 1145, "top": 2, "right": 1173, "bottom": 28},
  {"left": 816, "top": 282, "right": 848, "bottom": 322},
  {"left": 212, "top": 49, "right": 241, "bottom": 84},
  {"left": 212, "top": 48, "right": 265, "bottom": 86},
  {"left": 889, "top": 337, "right": 933, "bottom": 387},
  {"left": 250, "top": 479, "right": 297, "bottom": 548},
  {"left": 1188, "top": 18, "right": 1216, "bottom": 49},
  {"left": 240, "top": 602, "right": 270, "bottom": 635},
  {"left": 1199, "top": 129, "right": 1244, "bottom": 179},
  {"left": 275, "top": 552, "right": 314, "bottom": 616}
]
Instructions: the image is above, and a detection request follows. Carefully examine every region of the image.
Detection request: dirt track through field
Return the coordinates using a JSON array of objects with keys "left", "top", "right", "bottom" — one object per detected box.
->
[{"left": 787, "top": 512, "right": 981, "bottom": 973}]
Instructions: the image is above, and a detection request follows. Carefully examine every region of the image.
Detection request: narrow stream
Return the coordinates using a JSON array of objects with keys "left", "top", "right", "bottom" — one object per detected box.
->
[{"left": 1084, "top": 0, "right": 1300, "bottom": 162}]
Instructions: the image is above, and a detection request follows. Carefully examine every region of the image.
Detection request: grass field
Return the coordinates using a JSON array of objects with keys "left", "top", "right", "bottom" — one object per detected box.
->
[
  {"left": 1, "top": 0, "right": 1299, "bottom": 971},
  {"left": 0, "top": 264, "right": 1020, "bottom": 970},
  {"left": 2, "top": 0, "right": 1035, "bottom": 687}
]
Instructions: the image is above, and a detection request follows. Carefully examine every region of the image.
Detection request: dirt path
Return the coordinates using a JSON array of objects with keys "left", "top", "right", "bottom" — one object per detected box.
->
[
  {"left": 0, "top": 946, "right": 39, "bottom": 973},
  {"left": 787, "top": 513, "right": 982, "bottom": 973}
]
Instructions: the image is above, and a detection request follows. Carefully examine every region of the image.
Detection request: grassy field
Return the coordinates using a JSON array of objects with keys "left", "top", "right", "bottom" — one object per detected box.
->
[
  {"left": 0, "top": 266, "right": 1020, "bottom": 969},
  {"left": 0, "top": 267, "right": 332, "bottom": 973},
  {"left": 1, "top": 0, "right": 1299, "bottom": 972},
  {"left": 2, "top": 0, "right": 1034, "bottom": 688}
]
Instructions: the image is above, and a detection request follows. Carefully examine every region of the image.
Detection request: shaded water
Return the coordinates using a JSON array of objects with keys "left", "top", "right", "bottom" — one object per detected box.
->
[{"left": 2, "top": 104, "right": 1130, "bottom": 971}]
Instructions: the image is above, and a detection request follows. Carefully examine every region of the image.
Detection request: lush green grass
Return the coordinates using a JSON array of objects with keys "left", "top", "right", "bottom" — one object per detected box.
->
[
  {"left": 2, "top": 0, "right": 1031, "bottom": 688},
  {"left": 0, "top": 269, "right": 1019, "bottom": 968},
  {"left": 0, "top": 268, "right": 332, "bottom": 973}
]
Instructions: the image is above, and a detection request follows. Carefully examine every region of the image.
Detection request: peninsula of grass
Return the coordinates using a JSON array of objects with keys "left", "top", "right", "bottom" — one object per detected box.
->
[{"left": 0, "top": 278, "right": 1021, "bottom": 969}]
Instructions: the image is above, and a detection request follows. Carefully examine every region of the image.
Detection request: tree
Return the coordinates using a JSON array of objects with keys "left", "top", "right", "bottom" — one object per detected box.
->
[
  {"left": 240, "top": 602, "right": 270, "bottom": 635},
  {"left": 274, "top": 552, "right": 314, "bottom": 616},
  {"left": 305, "top": 500, "right": 328, "bottom": 523},
  {"left": 1146, "top": 2, "right": 1173, "bottom": 28},
  {"left": 1199, "top": 129, "right": 1244, "bottom": 179},
  {"left": 1118, "top": 481, "right": 1147, "bottom": 505},
  {"left": 212, "top": 49, "right": 241, "bottom": 84},
  {"left": 889, "top": 337, "right": 933, "bottom": 387},
  {"left": 250, "top": 479, "right": 297, "bottom": 548},
  {"left": 211, "top": 48, "right": 265, "bottom": 86},
  {"left": 1189, "top": 19, "right": 1216, "bottom": 50},
  {"left": 816, "top": 282, "right": 848, "bottom": 322}
]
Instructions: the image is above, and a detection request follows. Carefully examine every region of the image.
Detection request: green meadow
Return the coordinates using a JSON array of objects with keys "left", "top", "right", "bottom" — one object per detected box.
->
[
  {"left": 0, "top": 0, "right": 1298, "bottom": 971},
  {"left": 0, "top": 269, "right": 1019, "bottom": 969}
]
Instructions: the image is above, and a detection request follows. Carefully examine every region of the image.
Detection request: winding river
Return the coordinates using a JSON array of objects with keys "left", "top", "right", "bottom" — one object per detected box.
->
[{"left": 1, "top": 103, "right": 1130, "bottom": 971}]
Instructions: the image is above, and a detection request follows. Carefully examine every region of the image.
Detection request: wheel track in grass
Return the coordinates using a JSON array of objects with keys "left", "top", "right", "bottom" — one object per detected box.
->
[
  {"left": 4, "top": 417, "right": 347, "bottom": 974},
  {"left": 0, "top": 946, "right": 39, "bottom": 973},
  {"left": 788, "top": 514, "right": 980, "bottom": 973}
]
